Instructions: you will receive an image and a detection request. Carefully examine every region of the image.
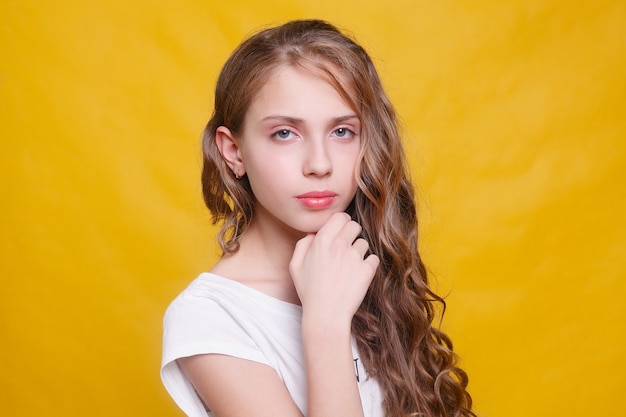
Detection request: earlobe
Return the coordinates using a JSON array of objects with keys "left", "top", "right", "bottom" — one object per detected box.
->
[{"left": 215, "top": 126, "right": 245, "bottom": 178}]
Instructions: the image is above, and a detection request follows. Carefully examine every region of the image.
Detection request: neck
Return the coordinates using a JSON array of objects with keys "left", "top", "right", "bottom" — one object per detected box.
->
[
  {"left": 210, "top": 212, "right": 306, "bottom": 305},
  {"left": 240, "top": 216, "right": 304, "bottom": 276}
]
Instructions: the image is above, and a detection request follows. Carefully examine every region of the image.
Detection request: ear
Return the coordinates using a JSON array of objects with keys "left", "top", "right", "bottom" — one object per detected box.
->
[{"left": 215, "top": 126, "right": 245, "bottom": 178}]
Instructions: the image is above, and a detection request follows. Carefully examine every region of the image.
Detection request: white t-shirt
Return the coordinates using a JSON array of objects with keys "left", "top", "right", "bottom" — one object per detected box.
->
[{"left": 161, "top": 272, "right": 384, "bottom": 417}]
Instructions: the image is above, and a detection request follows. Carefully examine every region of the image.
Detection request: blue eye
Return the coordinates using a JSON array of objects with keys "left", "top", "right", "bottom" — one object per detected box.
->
[
  {"left": 332, "top": 127, "right": 355, "bottom": 138},
  {"left": 273, "top": 129, "right": 295, "bottom": 140}
]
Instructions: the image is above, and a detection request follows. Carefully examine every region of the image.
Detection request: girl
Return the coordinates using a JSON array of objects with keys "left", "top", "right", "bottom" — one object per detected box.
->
[{"left": 161, "top": 19, "right": 475, "bottom": 417}]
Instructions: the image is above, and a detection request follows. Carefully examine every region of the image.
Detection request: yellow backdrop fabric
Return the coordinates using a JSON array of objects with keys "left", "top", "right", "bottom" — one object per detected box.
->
[{"left": 2, "top": 1, "right": 624, "bottom": 416}]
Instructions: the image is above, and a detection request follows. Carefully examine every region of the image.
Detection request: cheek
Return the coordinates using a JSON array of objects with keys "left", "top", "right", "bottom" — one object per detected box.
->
[
  {"left": 342, "top": 146, "right": 361, "bottom": 179},
  {"left": 245, "top": 151, "right": 293, "bottom": 179},
  {"left": 244, "top": 154, "right": 292, "bottom": 194}
]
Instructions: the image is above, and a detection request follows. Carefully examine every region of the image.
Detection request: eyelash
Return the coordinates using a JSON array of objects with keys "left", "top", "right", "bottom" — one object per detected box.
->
[
  {"left": 271, "top": 127, "right": 357, "bottom": 141},
  {"left": 331, "top": 127, "right": 356, "bottom": 139},
  {"left": 272, "top": 129, "right": 296, "bottom": 141}
]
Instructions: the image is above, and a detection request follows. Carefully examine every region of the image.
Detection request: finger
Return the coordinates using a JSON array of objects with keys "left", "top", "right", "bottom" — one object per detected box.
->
[
  {"left": 289, "top": 234, "right": 315, "bottom": 269},
  {"left": 339, "top": 220, "right": 363, "bottom": 244},
  {"left": 352, "top": 238, "right": 370, "bottom": 258},
  {"left": 316, "top": 212, "right": 352, "bottom": 239},
  {"left": 364, "top": 254, "right": 380, "bottom": 271}
]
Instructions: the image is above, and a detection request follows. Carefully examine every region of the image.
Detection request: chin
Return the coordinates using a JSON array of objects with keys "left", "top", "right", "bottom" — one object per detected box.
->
[
  {"left": 291, "top": 224, "right": 322, "bottom": 235},
  {"left": 297, "top": 214, "right": 338, "bottom": 234}
]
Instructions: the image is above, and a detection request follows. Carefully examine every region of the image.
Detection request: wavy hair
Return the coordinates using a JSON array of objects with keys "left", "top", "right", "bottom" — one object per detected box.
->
[{"left": 201, "top": 19, "right": 476, "bottom": 417}]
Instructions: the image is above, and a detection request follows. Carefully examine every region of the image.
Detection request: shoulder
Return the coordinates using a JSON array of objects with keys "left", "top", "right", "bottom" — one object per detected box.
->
[
  {"left": 162, "top": 271, "right": 303, "bottom": 369},
  {"left": 163, "top": 273, "right": 260, "bottom": 344},
  {"left": 164, "top": 273, "right": 232, "bottom": 315},
  {"left": 162, "top": 272, "right": 301, "bottom": 364},
  {"left": 161, "top": 273, "right": 277, "bottom": 415},
  {"left": 160, "top": 273, "right": 307, "bottom": 416}
]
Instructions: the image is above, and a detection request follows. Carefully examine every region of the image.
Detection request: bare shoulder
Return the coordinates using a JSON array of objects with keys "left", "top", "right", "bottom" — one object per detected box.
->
[
  {"left": 210, "top": 254, "right": 300, "bottom": 305},
  {"left": 209, "top": 253, "right": 244, "bottom": 280},
  {"left": 178, "top": 354, "right": 303, "bottom": 417}
]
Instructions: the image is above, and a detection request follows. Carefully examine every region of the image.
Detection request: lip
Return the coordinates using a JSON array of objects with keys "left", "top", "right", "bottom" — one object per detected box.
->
[{"left": 296, "top": 191, "right": 337, "bottom": 209}]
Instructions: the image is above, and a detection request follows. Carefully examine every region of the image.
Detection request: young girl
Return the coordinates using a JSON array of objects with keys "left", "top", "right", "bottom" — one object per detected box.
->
[{"left": 161, "top": 19, "right": 475, "bottom": 417}]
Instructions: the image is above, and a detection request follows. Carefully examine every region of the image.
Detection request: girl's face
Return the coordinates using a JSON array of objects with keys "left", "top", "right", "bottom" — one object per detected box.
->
[{"left": 231, "top": 64, "right": 361, "bottom": 236}]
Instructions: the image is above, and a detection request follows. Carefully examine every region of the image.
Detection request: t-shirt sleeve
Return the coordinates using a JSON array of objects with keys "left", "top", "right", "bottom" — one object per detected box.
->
[{"left": 160, "top": 290, "right": 269, "bottom": 417}]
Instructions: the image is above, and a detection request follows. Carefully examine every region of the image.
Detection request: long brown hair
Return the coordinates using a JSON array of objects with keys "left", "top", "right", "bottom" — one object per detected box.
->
[{"left": 201, "top": 19, "right": 476, "bottom": 417}]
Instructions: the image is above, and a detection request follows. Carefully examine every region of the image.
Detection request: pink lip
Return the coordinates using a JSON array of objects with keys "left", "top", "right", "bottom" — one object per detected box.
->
[{"left": 296, "top": 191, "right": 337, "bottom": 209}]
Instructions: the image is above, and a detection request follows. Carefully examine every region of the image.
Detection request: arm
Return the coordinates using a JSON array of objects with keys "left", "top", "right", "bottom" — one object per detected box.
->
[
  {"left": 178, "top": 321, "right": 364, "bottom": 417},
  {"left": 291, "top": 212, "right": 380, "bottom": 417},
  {"left": 178, "top": 354, "right": 303, "bottom": 417},
  {"left": 300, "top": 314, "right": 363, "bottom": 417}
]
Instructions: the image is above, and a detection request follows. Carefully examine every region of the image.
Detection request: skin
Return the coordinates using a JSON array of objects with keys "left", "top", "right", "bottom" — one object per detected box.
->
[{"left": 178, "top": 64, "right": 380, "bottom": 417}]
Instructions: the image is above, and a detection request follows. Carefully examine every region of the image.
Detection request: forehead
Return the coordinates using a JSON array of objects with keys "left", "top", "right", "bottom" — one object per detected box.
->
[{"left": 246, "top": 64, "right": 356, "bottom": 120}]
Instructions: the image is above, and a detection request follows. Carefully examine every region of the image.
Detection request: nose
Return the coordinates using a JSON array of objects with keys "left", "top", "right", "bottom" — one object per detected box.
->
[{"left": 303, "top": 138, "right": 332, "bottom": 177}]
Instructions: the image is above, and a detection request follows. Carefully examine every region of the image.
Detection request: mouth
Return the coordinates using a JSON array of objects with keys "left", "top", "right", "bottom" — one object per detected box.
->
[{"left": 296, "top": 191, "right": 338, "bottom": 209}]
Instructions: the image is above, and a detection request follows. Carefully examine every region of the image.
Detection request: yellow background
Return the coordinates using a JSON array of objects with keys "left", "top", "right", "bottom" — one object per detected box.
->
[{"left": 2, "top": 1, "right": 624, "bottom": 416}]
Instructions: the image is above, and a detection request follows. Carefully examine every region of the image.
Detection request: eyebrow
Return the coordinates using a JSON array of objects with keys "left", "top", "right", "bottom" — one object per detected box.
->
[{"left": 260, "top": 114, "right": 360, "bottom": 125}]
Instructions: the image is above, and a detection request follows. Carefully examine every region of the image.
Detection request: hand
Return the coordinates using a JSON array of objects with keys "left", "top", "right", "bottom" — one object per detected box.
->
[{"left": 289, "top": 212, "right": 380, "bottom": 325}]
